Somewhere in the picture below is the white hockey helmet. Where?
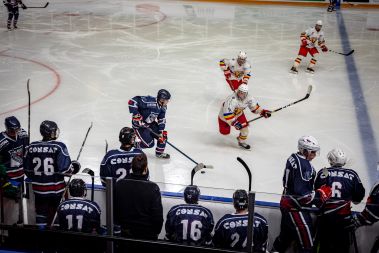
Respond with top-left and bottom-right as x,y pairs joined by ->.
237,51 -> 247,60
327,148 -> 347,167
236,84 -> 248,100
298,135 -> 320,154
316,20 -> 323,26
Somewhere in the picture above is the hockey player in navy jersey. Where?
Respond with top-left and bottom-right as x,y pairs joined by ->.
57,179 -> 101,233
24,120 -> 80,227
165,185 -> 214,246
100,127 -> 144,186
355,181 -> 379,253
0,116 -> 29,182
0,116 -> 29,224
272,136 -> 331,253
314,148 -> 365,253
3,0 -> 27,30
128,89 -> 171,159
213,189 -> 268,252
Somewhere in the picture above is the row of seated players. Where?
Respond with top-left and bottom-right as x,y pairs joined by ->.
0,117 -> 379,252
57,152 -> 379,253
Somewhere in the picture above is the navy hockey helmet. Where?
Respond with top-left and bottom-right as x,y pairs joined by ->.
157,89 -> 171,101
184,185 -> 200,204
69,179 -> 87,198
119,127 -> 135,146
233,189 -> 248,210
5,116 -> 21,131
40,120 -> 59,140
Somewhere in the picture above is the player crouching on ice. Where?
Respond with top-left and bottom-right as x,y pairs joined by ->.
218,84 -> 271,150
128,89 -> 171,159
219,51 -> 252,91
290,20 -> 328,74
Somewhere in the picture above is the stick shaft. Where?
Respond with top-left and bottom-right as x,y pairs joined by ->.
247,85 -> 312,124
27,79 -> 31,145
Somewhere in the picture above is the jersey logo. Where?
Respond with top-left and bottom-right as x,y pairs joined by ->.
8,145 -> 23,167
233,71 -> 243,78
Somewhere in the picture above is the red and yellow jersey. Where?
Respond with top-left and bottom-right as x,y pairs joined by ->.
219,58 -> 251,83
301,27 -> 325,48
219,92 -> 261,124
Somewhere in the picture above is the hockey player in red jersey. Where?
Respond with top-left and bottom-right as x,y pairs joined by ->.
219,51 -> 252,91
218,84 -> 271,150
290,20 -> 328,74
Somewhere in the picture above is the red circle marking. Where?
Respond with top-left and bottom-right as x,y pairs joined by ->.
0,52 -> 61,116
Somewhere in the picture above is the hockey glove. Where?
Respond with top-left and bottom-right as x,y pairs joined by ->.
321,45 -> 328,52
301,38 -> 308,47
158,130 -> 168,143
314,184 -> 332,208
224,70 -> 231,79
70,160 -> 81,174
2,180 -> 20,201
132,114 -> 145,128
232,120 -> 243,130
21,3 -> 27,9
260,109 -> 272,118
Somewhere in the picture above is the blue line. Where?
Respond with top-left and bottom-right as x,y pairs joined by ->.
336,12 -> 379,185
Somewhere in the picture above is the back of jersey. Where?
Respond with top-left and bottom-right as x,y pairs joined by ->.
213,213 -> 268,252
100,148 -> 144,185
57,198 -> 101,233
315,167 -> 365,215
165,204 -> 214,246
24,140 -> 71,196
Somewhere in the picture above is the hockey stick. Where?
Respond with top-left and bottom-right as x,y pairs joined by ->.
247,85 -> 313,124
27,79 -> 31,145
26,2 -> 49,8
237,157 -> 252,191
190,163 -> 214,186
144,127 -> 213,169
50,122 -> 93,227
82,168 -> 95,202
76,122 -> 93,161
105,139 -> 108,154
329,49 -> 354,56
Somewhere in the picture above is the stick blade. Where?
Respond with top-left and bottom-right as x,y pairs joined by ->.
346,49 -> 354,56
82,168 -> 94,176
45,2 -> 49,8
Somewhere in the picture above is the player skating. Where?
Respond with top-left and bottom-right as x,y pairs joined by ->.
219,51 -> 252,91
218,84 -> 271,150
128,89 -> 171,159
290,20 -> 328,74
3,0 -> 27,30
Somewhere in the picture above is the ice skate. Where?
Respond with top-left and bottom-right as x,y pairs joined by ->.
290,66 -> 298,74
13,24 -> 17,29
7,25 -> 11,31
306,67 -> 315,74
156,152 -> 170,159
237,137 -> 251,150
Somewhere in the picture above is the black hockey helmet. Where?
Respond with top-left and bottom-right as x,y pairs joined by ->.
5,116 -> 21,131
40,120 -> 59,140
184,185 -> 200,204
157,89 -> 171,101
69,179 -> 87,198
119,127 -> 135,146
233,189 -> 248,210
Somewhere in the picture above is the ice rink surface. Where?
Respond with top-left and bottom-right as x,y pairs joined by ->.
1,0 -> 378,202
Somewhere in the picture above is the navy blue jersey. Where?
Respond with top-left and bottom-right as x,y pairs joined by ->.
165,204 -> 214,246
100,147 -> 144,185
0,129 -> 28,181
57,198 -> 101,233
128,95 -> 167,132
280,153 -> 316,211
24,140 -> 72,196
314,167 -> 365,216
213,212 -> 268,252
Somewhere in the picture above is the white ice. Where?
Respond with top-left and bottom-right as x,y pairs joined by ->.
1,0 -> 379,205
